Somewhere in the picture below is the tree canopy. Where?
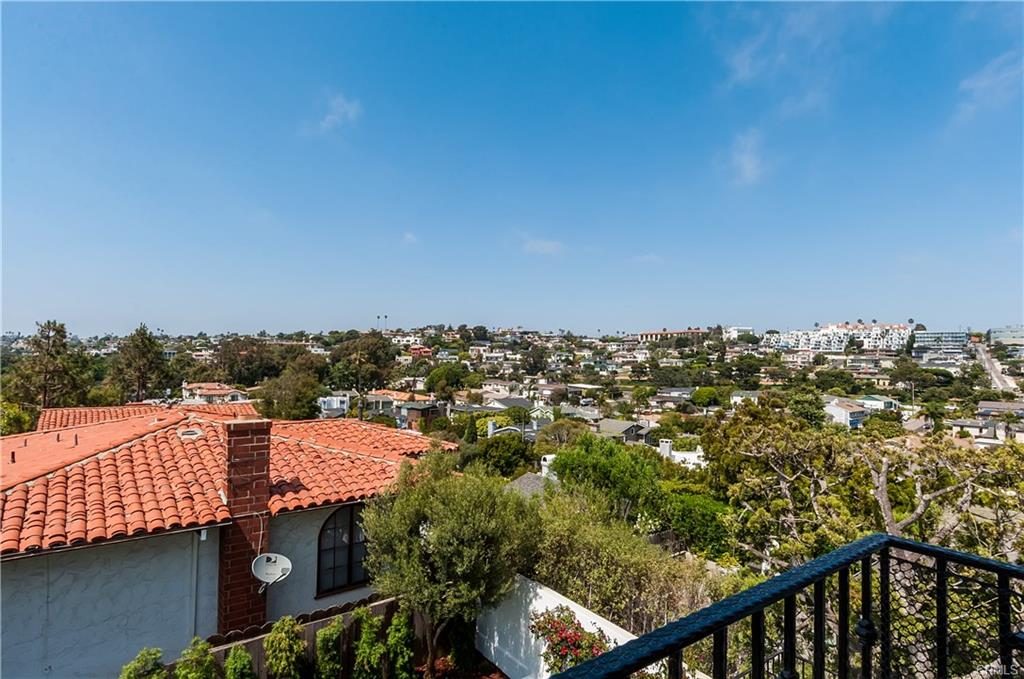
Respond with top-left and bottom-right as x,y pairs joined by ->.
362,454 -> 537,677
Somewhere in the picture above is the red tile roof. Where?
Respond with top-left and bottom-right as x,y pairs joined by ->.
1,409 -> 453,557
1,416 -> 228,554
36,403 -> 260,431
268,437 -> 399,514
36,405 -> 166,431
3,412 -> 188,490
272,418 -> 457,460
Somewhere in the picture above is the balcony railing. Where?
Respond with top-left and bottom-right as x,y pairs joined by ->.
552,533 -> 1024,679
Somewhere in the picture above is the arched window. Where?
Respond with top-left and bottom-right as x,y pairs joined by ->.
316,504 -> 367,596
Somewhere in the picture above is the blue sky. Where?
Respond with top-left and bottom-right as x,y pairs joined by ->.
3,2 -> 1022,336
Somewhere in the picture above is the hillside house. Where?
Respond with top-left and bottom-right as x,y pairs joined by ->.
1,406 -> 456,678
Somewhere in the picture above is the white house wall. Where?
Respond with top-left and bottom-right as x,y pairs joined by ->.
267,507 -> 374,620
1,528 -> 220,679
475,575 -> 637,679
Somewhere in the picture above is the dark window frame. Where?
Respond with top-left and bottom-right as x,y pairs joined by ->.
315,503 -> 368,598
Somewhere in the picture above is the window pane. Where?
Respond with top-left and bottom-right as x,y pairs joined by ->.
318,567 -> 334,593
351,542 -> 367,583
319,525 -> 336,550
318,549 -> 334,574
333,550 -> 350,587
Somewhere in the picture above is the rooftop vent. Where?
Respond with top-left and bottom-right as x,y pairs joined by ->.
178,428 -> 203,441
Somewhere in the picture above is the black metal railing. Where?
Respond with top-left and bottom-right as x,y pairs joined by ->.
552,533 -> 1024,679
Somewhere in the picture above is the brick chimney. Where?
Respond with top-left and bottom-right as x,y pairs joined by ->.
218,418 -> 272,633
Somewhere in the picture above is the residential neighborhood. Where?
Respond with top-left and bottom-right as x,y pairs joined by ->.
3,2 -> 1022,678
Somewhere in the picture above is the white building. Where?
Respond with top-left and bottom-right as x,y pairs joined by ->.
725,326 -> 755,341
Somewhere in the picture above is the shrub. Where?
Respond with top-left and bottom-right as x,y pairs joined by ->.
174,638 -> 217,679
314,617 -> 343,679
386,610 -> 415,679
120,648 -> 168,679
530,605 -> 609,673
352,607 -> 386,679
264,616 -> 307,679
663,492 -> 730,557
223,646 -> 256,679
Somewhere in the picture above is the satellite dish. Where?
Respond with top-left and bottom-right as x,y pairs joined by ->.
252,553 -> 292,589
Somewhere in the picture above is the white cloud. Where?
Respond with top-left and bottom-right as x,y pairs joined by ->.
401,231 -> 418,245
953,50 -> 1022,125
523,238 -> 563,256
727,31 -> 770,85
717,5 -> 893,118
317,92 -> 362,134
731,129 -> 764,186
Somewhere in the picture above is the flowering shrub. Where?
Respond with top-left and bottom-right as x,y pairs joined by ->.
530,605 -> 610,673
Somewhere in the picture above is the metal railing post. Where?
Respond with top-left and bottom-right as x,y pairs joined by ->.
856,557 -> 877,679
879,547 -> 891,679
936,556 -> 948,679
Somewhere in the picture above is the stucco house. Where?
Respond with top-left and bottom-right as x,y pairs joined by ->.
181,381 -> 249,403
824,398 -> 868,429
596,418 -> 651,443
1,405 -> 455,678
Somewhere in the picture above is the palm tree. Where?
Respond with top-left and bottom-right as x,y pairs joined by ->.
923,401 -> 946,433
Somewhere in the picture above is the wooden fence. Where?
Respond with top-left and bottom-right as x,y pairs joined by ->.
207,596 -> 411,679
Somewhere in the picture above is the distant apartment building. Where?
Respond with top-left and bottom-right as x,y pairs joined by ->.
761,323 -> 909,353
724,326 -> 755,341
913,330 -> 969,350
990,325 -> 1024,346
635,328 -> 704,343
409,345 -> 433,359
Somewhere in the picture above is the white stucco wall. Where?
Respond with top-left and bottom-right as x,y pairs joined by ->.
1,528 -> 220,679
267,507 -> 374,620
475,575 -> 636,679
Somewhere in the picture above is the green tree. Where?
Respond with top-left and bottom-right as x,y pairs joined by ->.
503,405 -> 532,425
111,324 -> 168,402
217,338 -> 282,386
861,411 -> 905,439
534,419 -> 589,454
256,368 -> 326,420
173,638 -> 217,679
9,320 -> 90,407
691,386 -> 719,409
263,616 -> 306,679
0,401 -> 34,435
522,345 -> 548,375
471,433 -> 535,477
120,648 -> 167,679
362,454 -> 538,677
223,646 -> 256,679
923,401 -> 946,432
536,489 -> 724,635
550,434 -> 662,521
424,363 -> 468,401
314,617 -> 343,679
699,404 -> 1024,569
788,390 -> 825,428
329,332 -> 398,391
